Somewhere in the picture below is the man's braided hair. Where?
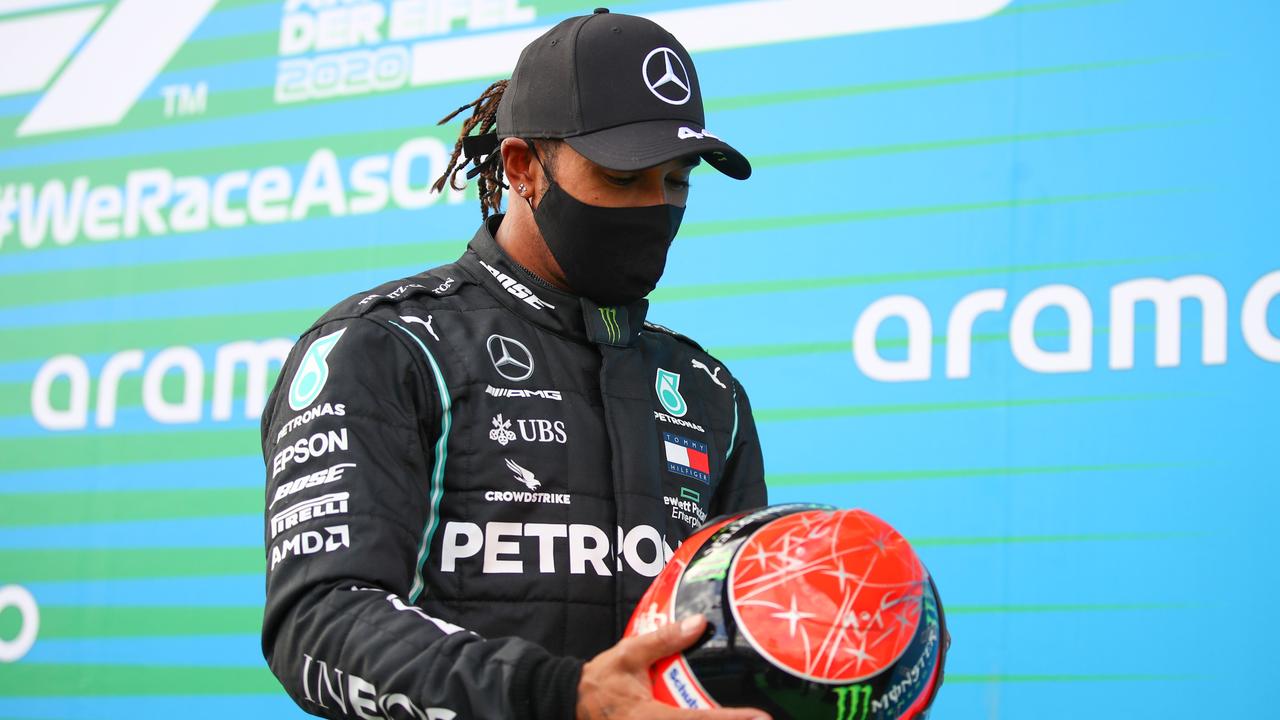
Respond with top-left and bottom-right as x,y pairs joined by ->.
431,79 -> 559,220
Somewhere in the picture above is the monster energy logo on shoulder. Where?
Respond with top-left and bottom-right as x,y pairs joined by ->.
833,684 -> 872,720
599,307 -> 621,344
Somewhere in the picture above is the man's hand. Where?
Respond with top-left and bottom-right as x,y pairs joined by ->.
576,614 -> 771,720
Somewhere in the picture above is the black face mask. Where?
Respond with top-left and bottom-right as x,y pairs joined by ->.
523,145 -> 685,306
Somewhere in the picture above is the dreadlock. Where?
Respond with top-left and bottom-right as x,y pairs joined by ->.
432,79 -> 560,220
432,79 -> 507,219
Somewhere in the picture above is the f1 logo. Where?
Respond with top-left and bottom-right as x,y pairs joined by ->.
0,0 -> 216,138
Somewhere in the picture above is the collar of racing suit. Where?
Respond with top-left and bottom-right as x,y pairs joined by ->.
459,213 -> 651,348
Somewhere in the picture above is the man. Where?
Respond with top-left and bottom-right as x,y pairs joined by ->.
261,9 -> 768,719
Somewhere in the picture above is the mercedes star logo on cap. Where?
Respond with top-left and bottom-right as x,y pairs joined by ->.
643,47 -> 691,105
496,12 -> 751,180
486,334 -> 534,381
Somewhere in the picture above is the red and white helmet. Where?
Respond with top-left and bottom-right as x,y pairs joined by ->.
625,504 -> 950,719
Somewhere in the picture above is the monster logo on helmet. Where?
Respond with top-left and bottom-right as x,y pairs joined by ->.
625,504 -> 951,719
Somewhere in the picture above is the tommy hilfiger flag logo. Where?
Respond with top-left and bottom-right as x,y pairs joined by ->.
663,432 -> 710,483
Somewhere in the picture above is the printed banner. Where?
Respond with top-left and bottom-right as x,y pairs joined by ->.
0,0 -> 1275,717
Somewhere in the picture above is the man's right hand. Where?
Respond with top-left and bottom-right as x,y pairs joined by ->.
575,614 -> 771,720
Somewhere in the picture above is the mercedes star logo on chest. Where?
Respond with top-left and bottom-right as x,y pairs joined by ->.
486,334 -> 534,381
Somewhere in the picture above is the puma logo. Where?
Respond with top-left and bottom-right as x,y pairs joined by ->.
400,315 -> 439,342
690,358 -> 726,389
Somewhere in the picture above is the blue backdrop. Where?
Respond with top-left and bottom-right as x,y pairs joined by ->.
0,0 -> 1276,717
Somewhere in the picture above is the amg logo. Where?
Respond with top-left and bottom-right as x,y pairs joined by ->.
477,259 -> 556,310
271,462 -> 355,509
485,385 -> 562,401
270,524 -> 350,571
270,492 -> 350,539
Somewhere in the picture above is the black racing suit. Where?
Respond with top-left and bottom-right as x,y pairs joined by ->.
260,213 -> 767,720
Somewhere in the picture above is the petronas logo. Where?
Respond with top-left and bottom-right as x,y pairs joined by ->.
655,368 -> 687,417
599,307 -> 621,344
288,328 -> 346,411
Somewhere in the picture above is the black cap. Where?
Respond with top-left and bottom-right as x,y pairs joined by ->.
496,10 -> 750,180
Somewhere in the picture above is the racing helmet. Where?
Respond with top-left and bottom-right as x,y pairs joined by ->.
625,504 -> 950,719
